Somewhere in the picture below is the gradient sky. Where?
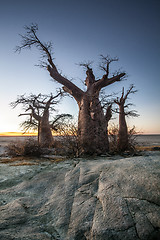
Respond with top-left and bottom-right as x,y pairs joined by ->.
0,0 -> 160,134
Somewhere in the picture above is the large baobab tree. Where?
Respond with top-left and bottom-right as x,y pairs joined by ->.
16,24 -> 126,155
11,91 -> 71,148
114,85 -> 139,152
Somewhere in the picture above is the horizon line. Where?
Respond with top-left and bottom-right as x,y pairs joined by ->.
0,132 -> 38,136
0,132 -> 160,137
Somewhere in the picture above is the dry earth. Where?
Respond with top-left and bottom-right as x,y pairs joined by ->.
0,151 -> 160,239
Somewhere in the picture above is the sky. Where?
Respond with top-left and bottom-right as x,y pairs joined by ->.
0,0 -> 160,134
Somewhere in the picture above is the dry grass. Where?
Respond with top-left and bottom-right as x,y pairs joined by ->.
0,156 -> 39,165
0,155 -> 66,166
10,162 -> 38,166
5,139 -> 44,157
0,157 -> 26,164
135,145 -> 160,151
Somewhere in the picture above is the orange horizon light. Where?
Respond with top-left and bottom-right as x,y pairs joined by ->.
0,132 -> 38,137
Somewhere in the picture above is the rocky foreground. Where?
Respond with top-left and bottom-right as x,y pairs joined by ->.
0,152 -> 160,240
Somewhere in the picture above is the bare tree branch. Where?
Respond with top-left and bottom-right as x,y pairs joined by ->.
50,114 -> 72,130
114,85 -> 139,117
95,72 -> 126,91
93,55 -> 126,91
16,24 -> 84,102
99,55 -> 119,77
10,91 -> 62,119
76,61 -> 96,89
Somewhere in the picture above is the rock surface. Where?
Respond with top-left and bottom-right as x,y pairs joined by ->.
0,152 -> 160,240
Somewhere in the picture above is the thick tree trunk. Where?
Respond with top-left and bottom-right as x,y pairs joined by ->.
39,111 -> 53,148
117,105 -> 128,152
78,94 -> 109,155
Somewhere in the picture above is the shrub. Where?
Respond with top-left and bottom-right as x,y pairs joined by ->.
6,138 -> 43,157
108,124 -> 138,155
55,120 -> 79,157
108,124 -> 119,153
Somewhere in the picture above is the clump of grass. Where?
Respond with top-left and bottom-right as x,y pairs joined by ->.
108,124 -> 119,154
52,136 -> 79,157
136,145 -> 160,151
6,139 -> 44,157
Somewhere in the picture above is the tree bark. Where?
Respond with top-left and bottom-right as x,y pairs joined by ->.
39,110 -> 53,148
77,82 -> 111,155
78,97 -> 108,155
117,105 -> 128,152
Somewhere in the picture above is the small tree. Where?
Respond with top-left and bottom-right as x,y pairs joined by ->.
114,85 -> 139,152
11,91 -> 72,148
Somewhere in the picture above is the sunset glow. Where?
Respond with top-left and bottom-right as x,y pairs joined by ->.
0,132 -> 38,137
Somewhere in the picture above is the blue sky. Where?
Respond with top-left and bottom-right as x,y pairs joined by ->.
0,0 -> 160,133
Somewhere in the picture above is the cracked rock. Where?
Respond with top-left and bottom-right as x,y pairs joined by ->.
0,153 -> 160,239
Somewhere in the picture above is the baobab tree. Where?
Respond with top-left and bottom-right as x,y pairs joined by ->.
11,91 -> 72,148
16,24 -> 126,155
114,84 -> 139,152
